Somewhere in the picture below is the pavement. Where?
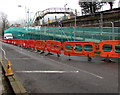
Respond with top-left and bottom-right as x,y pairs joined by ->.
0,39 -> 3,95
1,42 -> 119,94
0,71 -> 2,95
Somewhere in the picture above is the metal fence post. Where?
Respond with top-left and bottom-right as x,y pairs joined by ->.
111,22 -> 115,40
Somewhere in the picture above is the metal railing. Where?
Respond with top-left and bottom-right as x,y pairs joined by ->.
32,7 -> 76,25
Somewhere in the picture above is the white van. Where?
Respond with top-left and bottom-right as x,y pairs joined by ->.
4,33 -> 13,39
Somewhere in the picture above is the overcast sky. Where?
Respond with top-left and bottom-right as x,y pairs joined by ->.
0,0 -> 119,24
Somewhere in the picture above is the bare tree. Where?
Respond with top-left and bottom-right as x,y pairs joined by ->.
78,0 -> 115,15
79,0 -> 105,15
0,12 -> 9,38
108,2 -> 114,10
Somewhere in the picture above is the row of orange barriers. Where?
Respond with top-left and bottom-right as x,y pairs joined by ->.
1,39 -> 120,61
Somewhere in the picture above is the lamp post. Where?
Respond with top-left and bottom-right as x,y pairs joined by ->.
18,5 -> 28,27
27,9 -> 30,27
64,3 -> 68,19
29,12 -> 33,27
74,9 -> 77,41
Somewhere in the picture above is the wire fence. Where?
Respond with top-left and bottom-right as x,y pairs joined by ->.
4,20 -> 120,43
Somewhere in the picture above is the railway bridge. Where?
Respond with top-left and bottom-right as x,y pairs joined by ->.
32,7 -> 76,26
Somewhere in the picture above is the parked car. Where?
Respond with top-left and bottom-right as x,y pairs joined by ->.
4,33 -> 13,39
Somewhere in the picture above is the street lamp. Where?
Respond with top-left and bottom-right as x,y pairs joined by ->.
74,9 -> 77,41
64,3 -> 68,19
29,12 -> 33,27
18,5 -> 27,27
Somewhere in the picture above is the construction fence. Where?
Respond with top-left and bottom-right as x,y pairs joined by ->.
4,26 -> 120,43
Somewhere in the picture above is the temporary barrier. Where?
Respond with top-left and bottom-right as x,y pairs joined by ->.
12,39 -> 19,45
22,39 -> 29,48
13,39 -> 20,45
46,40 -> 62,55
16,39 -> 24,46
27,40 -> 36,49
7,39 -> 13,44
95,44 -> 100,52
99,40 -> 120,57
11,39 -> 19,45
35,40 -> 46,51
63,41 -> 96,57
2,38 -> 120,61
2,39 -> 8,43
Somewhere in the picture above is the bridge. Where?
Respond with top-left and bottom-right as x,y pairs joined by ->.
32,8 -> 76,26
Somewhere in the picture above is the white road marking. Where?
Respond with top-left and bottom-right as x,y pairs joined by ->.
9,58 -> 33,60
0,48 -> 8,60
0,48 -> 6,56
78,69 -> 103,79
46,58 -> 103,79
16,70 -> 79,73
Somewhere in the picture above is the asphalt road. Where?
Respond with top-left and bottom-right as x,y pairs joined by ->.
1,42 -> 119,94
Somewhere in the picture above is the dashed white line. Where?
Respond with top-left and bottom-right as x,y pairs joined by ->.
46,58 -> 103,79
16,70 -> 79,73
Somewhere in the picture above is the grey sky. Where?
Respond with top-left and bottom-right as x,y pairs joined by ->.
0,0 -> 119,23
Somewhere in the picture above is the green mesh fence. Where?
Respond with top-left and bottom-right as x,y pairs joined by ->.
4,27 -> 120,43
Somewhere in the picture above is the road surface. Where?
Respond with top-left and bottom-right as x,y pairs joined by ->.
1,42 -> 119,94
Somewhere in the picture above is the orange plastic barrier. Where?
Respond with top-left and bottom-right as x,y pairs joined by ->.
63,41 -> 96,57
15,39 -> 20,45
12,39 -> 19,45
7,39 -> 13,44
35,40 -> 46,51
95,44 -> 100,52
46,40 -> 62,54
22,39 -> 28,48
99,40 -> 120,57
2,39 -> 8,43
17,39 -> 25,46
27,40 -> 36,49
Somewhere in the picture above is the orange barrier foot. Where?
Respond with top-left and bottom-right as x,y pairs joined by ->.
88,56 -> 92,61
45,52 -> 53,56
87,54 -> 92,61
37,50 -> 41,52
101,57 -> 116,63
57,53 -> 60,57
40,51 -> 45,54
68,53 -> 71,61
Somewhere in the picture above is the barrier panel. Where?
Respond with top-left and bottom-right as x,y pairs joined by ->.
27,40 -> 36,49
95,44 -> 100,52
22,39 -> 29,48
35,40 -> 46,51
15,39 -> 20,45
11,39 -> 19,45
2,39 -> 8,43
7,39 -> 13,44
16,39 -> 24,46
46,40 -> 62,55
12,39 -> 19,45
63,41 -> 96,57
99,40 -> 120,57
11,39 -> 14,45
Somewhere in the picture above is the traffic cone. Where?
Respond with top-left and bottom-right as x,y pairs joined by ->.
6,61 -> 14,76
